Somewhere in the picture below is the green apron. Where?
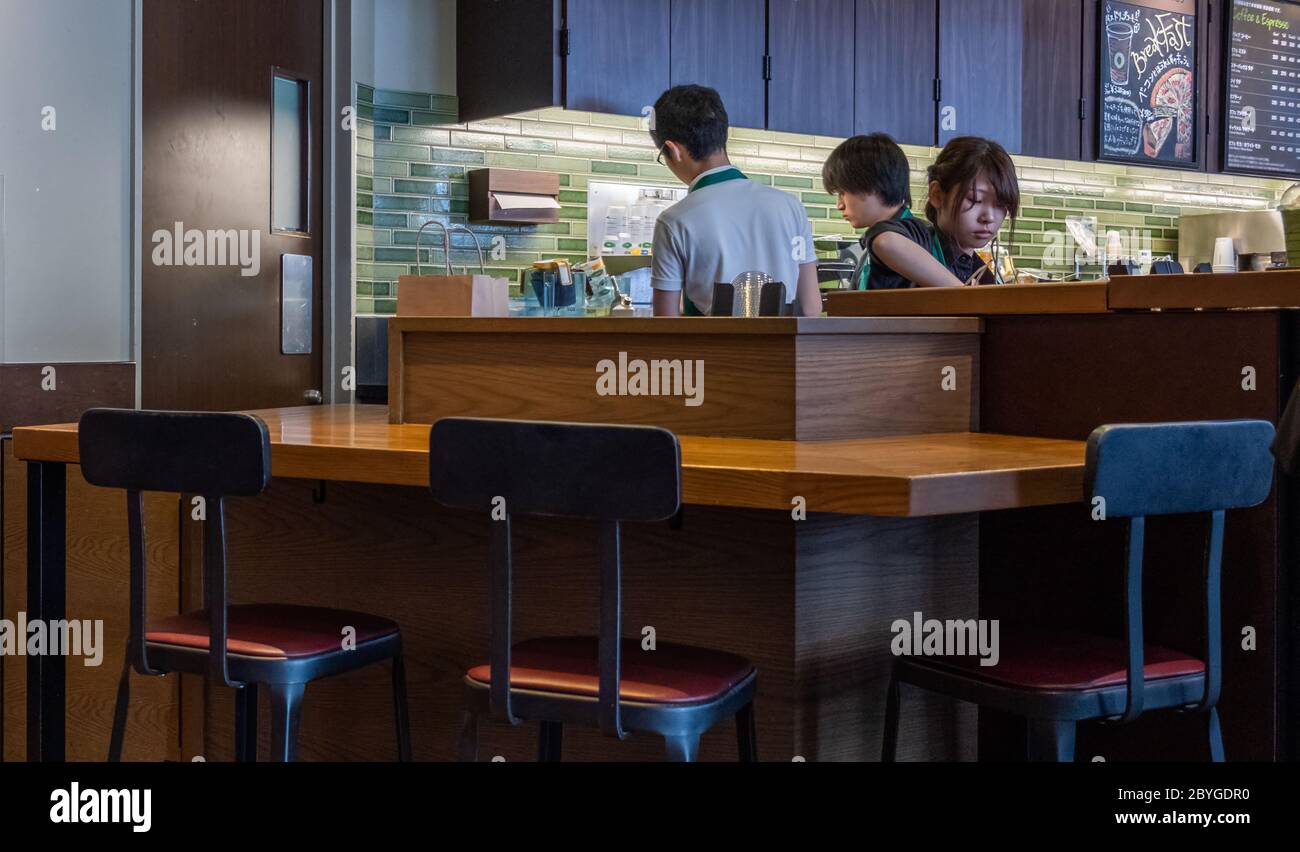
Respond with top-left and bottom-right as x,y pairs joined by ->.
681,167 -> 749,316
857,208 -> 947,291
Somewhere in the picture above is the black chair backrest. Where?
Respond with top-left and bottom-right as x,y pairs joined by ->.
79,409 -> 271,496
1083,420 -> 1275,724
429,418 -> 681,738
430,418 -> 680,521
79,409 -> 272,688
1086,421 -> 1275,517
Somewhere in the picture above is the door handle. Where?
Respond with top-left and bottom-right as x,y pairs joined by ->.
303,389 -> 323,404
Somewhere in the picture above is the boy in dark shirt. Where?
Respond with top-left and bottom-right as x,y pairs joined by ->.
822,134 -> 964,290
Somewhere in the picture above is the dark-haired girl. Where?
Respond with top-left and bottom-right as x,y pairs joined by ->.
923,136 -> 1021,285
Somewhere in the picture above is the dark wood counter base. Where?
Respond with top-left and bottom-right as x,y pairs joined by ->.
978,310 -> 1297,761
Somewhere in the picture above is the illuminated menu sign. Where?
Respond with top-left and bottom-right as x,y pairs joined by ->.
1224,0 -> 1300,177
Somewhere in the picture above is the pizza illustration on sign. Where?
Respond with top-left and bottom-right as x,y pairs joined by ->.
1151,67 -> 1194,160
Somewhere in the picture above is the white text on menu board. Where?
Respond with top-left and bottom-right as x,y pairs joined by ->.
1131,13 -> 1193,76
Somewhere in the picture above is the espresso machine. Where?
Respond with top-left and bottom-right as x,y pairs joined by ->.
1178,210 -> 1292,272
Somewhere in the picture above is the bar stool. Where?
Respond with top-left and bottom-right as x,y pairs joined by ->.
79,409 -> 412,762
428,417 -> 758,762
883,420 -> 1276,762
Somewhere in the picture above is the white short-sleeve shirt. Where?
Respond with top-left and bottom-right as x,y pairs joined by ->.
651,167 -> 816,315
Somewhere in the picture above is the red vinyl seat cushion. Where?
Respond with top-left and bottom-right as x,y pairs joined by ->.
467,636 -> 755,704
904,629 -> 1205,690
146,604 -> 399,659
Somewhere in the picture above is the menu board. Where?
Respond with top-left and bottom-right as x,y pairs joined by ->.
1223,0 -> 1300,177
1099,0 -> 1199,168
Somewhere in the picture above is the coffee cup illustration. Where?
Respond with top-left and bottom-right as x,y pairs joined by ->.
1108,21 -> 1136,85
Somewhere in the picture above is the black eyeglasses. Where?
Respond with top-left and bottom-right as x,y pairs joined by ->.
656,145 -> 666,166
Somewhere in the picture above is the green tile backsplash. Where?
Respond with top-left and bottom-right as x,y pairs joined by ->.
354,85 -> 1293,315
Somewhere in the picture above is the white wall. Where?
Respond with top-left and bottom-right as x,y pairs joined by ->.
0,0 -> 134,363
355,0 -> 456,94
352,0 -> 377,92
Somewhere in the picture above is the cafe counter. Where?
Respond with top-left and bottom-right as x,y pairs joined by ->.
7,317 -> 1089,763
828,272 -> 1300,761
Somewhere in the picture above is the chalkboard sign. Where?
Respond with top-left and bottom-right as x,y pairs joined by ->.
1099,0 -> 1199,168
1223,0 -> 1300,177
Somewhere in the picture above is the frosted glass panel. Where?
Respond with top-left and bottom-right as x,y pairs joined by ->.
281,253 -> 312,355
272,75 -> 307,233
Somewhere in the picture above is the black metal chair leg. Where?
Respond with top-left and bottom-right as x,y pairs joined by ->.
235,684 -> 258,762
538,720 -> 563,762
881,674 -> 901,762
736,701 -> 758,762
1027,718 -> 1076,762
267,681 -> 306,762
108,658 -> 131,762
1207,707 -> 1225,762
663,733 -> 701,762
391,654 -> 412,762
457,709 -> 479,762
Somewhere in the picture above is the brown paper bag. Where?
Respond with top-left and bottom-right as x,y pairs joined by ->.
396,273 -> 509,317
396,223 -> 510,317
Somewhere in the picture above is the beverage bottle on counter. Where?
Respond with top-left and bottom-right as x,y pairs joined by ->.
603,206 -> 627,255
626,203 -> 647,255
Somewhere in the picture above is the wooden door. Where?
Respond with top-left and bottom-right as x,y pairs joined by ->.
566,0 -> 671,116
938,0 -> 1024,151
457,0 -> 562,123
1021,0 -> 1085,160
670,0 -> 768,130
142,0 -> 324,410
768,0 -> 856,137
855,0 -> 938,146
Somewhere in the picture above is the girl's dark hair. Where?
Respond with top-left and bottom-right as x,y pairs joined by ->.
822,133 -> 912,208
925,136 -> 1020,229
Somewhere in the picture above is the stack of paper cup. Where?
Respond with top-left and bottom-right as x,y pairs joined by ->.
1212,237 -> 1238,274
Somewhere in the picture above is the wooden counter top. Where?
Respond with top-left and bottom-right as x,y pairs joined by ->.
12,405 -> 1085,517
1108,270 -> 1300,310
389,316 -> 984,335
826,271 -> 1300,317
826,282 -> 1110,317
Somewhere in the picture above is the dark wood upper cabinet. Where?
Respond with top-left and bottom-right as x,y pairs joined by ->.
938,0 -> 1024,152
566,0 -> 671,116
670,0 -> 767,130
1021,0 -> 1085,160
768,0 -> 856,138
457,0 -> 562,124
855,0 -> 938,146
455,0 -> 1121,170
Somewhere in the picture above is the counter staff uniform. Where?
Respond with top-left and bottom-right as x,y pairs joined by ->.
856,207 -> 993,289
651,165 -> 817,315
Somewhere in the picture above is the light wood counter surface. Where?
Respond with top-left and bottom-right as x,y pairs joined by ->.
13,404 -> 1085,517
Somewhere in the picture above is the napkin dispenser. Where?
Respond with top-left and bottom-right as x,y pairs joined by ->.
469,168 -> 561,225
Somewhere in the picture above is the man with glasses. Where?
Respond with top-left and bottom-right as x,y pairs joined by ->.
648,85 -> 822,317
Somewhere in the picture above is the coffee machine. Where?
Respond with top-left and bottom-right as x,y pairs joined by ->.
1177,210 -> 1291,272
